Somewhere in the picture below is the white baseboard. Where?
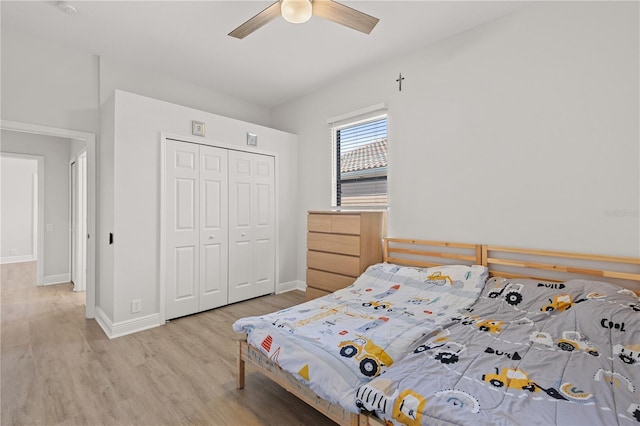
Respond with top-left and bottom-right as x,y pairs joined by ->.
1,255 -> 35,264
277,280 -> 306,294
43,273 -> 71,285
95,307 -> 162,339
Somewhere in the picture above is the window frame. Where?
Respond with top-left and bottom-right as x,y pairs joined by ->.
330,111 -> 388,209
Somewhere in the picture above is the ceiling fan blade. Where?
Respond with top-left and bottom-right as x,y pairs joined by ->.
312,0 -> 379,34
228,1 -> 282,39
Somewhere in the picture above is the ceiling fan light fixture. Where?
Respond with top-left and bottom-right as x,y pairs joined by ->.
57,1 -> 78,15
281,0 -> 312,24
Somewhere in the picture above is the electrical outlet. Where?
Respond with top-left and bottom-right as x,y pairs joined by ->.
10,248 -> 18,255
131,299 -> 142,314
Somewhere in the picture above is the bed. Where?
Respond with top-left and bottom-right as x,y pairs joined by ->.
235,240 -> 639,426
235,239 -> 487,425
357,245 -> 640,425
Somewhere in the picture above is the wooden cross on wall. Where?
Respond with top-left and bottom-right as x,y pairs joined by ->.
396,73 -> 405,91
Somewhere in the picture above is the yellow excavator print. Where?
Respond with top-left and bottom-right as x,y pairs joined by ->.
476,319 -> 504,333
338,336 -> 393,378
426,271 -> 454,286
362,300 -> 394,312
393,389 -> 426,426
482,367 -> 538,392
541,294 -> 573,312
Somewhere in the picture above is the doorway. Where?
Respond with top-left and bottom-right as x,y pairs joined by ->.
0,154 -> 42,275
0,120 -> 96,319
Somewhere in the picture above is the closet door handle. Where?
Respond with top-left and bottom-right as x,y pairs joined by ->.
241,233 -> 246,237
208,235 -> 215,240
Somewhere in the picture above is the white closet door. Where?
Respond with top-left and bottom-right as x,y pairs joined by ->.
198,145 -> 228,311
165,140 -> 200,320
252,154 -> 276,297
228,150 -> 275,303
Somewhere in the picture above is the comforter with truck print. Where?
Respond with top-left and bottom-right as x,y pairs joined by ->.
233,262 -> 488,413
356,277 -> 640,425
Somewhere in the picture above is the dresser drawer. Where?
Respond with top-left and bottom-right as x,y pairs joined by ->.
308,214 -> 332,233
307,232 -> 360,256
305,286 -> 331,301
307,250 -> 360,277
306,269 -> 355,293
330,214 -> 361,235
308,213 -> 361,235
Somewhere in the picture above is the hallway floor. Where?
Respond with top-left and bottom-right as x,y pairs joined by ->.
0,262 -> 336,426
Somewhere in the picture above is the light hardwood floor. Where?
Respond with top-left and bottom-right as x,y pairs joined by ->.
1,262 -> 337,426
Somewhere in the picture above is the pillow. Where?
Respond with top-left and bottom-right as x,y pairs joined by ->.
479,276 -> 639,314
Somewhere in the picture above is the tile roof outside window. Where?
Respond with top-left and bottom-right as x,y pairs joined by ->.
340,138 -> 387,173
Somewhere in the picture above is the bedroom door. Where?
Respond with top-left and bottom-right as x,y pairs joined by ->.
228,150 -> 275,303
165,140 -> 229,320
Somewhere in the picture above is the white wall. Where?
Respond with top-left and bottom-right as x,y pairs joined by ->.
0,155 -> 38,262
98,96 -> 115,319
1,131 -> 73,283
99,58 -> 271,127
0,27 -> 100,134
1,26 -> 272,134
100,90 -> 298,328
270,1 -> 640,281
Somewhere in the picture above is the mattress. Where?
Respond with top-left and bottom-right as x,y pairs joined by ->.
357,277 -> 640,425
233,262 -> 488,412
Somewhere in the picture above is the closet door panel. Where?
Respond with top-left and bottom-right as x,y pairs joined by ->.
165,140 -> 200,320
228,151 -> 254,303
228,151 -> 275,303
175,246 -> 196,299
252,156 -> 275,297
255,238 -> 271,285
199,146 -> 228,311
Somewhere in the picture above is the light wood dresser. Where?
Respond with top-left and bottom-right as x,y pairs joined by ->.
306,211 -> 386,301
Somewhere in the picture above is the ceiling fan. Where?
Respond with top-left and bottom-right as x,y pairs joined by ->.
228,0 -> 379,39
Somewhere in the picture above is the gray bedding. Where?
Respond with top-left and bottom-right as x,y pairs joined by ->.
357,277 -> 640,425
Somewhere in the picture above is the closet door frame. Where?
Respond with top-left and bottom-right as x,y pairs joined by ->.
159,133 -> 279,323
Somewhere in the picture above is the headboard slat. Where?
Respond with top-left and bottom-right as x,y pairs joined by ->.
384,257 -> 445,269
486,257 -> 640,282
486,245 -> 638,264
384,238 -> 482,267
484,245 -> 640,293
389,247 -> 477,263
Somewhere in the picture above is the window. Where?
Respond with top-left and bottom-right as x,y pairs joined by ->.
331,114 -> 388,207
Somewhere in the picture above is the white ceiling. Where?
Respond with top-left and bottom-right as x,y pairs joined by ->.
2,1 -> 529,108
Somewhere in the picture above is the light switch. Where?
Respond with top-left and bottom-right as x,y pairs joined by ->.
46,224 -> 54,232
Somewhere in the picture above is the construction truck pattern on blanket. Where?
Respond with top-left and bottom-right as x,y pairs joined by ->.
356,277 -> 640,425
233,262 -> 488,413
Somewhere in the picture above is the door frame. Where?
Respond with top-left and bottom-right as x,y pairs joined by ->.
70,157 -> 77,286
1,120 -> 97,319
159,132 -> 279,323
69,149 -> 88,292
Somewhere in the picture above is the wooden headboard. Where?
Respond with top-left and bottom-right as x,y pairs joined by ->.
483,245 -> 640,295
383,238 -> 482,268
382,238 -> 640,295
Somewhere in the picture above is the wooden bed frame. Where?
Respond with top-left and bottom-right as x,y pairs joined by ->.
237,238 -> 640,426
